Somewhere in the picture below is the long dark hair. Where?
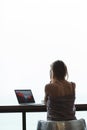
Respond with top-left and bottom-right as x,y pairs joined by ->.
51,60 -> 68,80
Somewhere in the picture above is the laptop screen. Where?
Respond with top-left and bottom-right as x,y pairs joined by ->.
15,89 -> 35,104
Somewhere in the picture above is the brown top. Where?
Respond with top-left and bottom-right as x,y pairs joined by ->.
44,80 -> 76,121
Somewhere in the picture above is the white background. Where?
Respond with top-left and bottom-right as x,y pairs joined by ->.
0,0 -> 87,129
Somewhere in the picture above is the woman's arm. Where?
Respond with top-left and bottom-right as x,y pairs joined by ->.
44,84 -> 49,104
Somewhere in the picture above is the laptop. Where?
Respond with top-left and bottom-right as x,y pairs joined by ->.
15,89 -> 36,105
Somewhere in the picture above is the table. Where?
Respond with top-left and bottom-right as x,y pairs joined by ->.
0,104 -> 87,130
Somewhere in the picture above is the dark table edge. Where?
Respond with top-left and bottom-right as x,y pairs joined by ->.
0,104 -> 87,113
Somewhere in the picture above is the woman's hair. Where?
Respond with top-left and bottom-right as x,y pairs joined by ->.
51,60 -> 68,80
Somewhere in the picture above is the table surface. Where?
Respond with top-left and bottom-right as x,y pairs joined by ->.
0,104 -> 46,113
0,104 -> 87,113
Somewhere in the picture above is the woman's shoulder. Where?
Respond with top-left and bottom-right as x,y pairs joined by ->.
44,82 -> 55,92
63,80 -> 76,94
70,81 -> 76,88
66,81 -> 76,94
65,80 -> 76,87
45,83 -> 53,89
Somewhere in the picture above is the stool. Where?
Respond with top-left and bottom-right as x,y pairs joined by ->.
36,119 -> 86,130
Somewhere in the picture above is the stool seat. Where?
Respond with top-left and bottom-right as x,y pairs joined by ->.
37,119 -> 86,130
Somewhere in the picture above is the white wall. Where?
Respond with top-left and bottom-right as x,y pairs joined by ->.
0,0 -> 87,105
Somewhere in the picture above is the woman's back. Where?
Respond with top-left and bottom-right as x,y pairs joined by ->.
45,80 -> 75,97
45,80 -> 76,121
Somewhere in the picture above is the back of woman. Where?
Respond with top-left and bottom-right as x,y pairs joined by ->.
44,60 -> 76,121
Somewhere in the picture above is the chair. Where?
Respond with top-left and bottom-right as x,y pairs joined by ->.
36,119 -> 86,130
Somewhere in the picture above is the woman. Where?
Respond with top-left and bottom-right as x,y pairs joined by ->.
44,60 -> 76,121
